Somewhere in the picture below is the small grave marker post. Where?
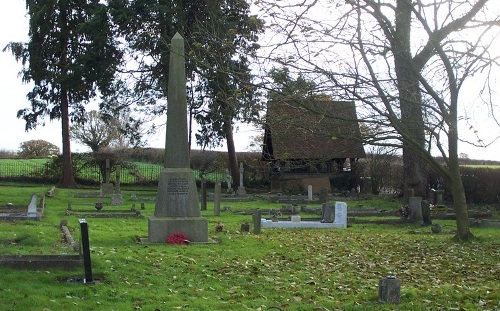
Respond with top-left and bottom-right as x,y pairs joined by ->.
307,185 -> 313,201
253,209 -> 261,235
214,182 -> 221,216
201,175 -> 207,211
378,276 -> 401,304
79,219 -> 94,284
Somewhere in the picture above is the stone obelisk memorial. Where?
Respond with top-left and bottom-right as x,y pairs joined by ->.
148,33 -> 208,243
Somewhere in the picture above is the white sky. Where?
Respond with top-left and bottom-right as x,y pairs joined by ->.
0,2 -> 499,161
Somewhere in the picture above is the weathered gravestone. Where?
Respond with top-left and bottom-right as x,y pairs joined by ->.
322,202 -> 334,223
225,169 -> 232,193
307,185 -> 313,201
27,194 -> 38,218
408,196 -> 423,222
111,165 -> 123,205
378,276 -> 401,304
100,159 -> 114,196
236,162 -> 246,196
148,33 -> 208,243
421,199 -> 432,226
334,202 -> 348,228
434,189 -> 445,207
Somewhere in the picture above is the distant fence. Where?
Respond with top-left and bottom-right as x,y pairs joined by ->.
0,160 -> 263,187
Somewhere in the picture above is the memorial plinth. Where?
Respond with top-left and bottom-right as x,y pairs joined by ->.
148,168 -> 208,242
147,32 -> 208,243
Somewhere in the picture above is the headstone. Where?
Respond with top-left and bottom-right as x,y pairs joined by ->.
111,165 -> 123,205
148,33 -> 208,243
291,215 -> 301,222
321,202 -> 334,223
307,185 -> 313,200
408,196 -> 423,221
435,190 -> 445,207
27,194 -> 38,217
378,276 -> 401,304
333,202 -> 348,228
101,159 -> 114,196
225,169 -> 232,193
201,175 -> 207,211
421,199 -> 432,226
240,222 -> 250,233
319,188 -> 328,203
214,182 -> 221,216
236,162 -> 246,195
253,209 -> 261,235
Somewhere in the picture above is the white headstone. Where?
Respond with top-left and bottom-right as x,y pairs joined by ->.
307,185 -> 313,200
334,202 -> 348,228
27,194 -> 38,217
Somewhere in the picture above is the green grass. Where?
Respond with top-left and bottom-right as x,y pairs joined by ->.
0,183 -> 498,310
461,164 -> 500,169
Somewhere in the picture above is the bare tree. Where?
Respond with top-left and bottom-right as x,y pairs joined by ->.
71,111 -> 120,152
256,0 -> 500,240
71,110 -> 144,151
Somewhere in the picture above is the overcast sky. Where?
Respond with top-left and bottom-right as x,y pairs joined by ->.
1,2 -> 499,160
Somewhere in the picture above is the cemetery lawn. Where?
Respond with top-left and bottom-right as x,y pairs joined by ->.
0,183 -> 498,311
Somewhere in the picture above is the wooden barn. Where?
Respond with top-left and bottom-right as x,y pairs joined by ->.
262,99 -> 366,193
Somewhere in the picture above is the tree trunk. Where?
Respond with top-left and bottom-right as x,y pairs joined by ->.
447,70 -> 474,240
60,88 -> 76,188
448,162 -> 473,240
224,118 -> 239,190
394,0 -> 428,199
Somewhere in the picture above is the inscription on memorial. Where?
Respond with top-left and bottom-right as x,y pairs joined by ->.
167,178 -> 189,195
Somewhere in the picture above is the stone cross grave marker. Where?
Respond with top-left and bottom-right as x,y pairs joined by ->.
101,159 -> 114,196
111,165 -> 123,205
236,162 -> 246,195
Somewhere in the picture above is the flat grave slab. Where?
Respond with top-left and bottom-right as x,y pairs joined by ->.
261,219 -> 347,229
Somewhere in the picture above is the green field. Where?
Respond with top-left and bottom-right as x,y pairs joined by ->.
0,159 -> 227,184
0,183 -> 498,310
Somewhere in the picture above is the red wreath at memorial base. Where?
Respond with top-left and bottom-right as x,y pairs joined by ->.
166,232 -> 190,245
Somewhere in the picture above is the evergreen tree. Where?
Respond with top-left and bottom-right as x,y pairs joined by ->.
5,0 -> 121,187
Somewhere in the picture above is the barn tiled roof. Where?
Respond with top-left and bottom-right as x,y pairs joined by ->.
262,99 -> 365,160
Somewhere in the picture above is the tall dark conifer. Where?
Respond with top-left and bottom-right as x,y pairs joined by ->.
5,0 -> 121,187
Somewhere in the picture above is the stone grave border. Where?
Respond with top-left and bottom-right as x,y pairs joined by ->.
0,194 -> 46,221
0,219 -> 82,270
65,202 -> 143,218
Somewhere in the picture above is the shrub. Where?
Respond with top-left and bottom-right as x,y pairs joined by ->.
18,140 -> 60,158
